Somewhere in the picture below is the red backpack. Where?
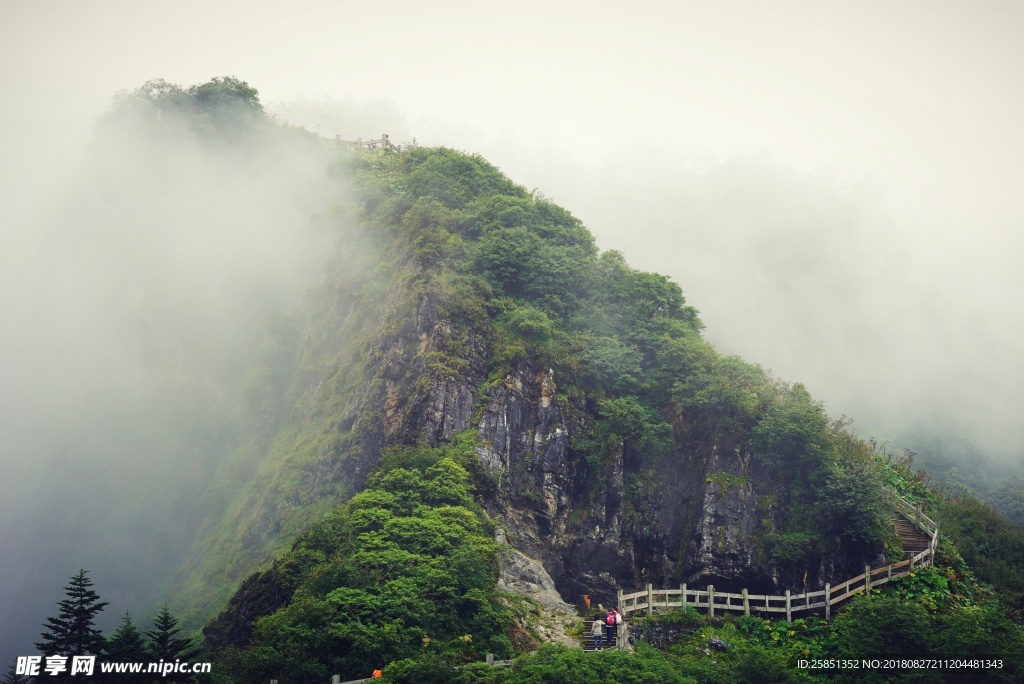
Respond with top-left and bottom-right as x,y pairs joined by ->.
606,613 -> 615,625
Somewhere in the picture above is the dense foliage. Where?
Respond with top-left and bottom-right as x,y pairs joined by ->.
936,495 -> 1024,614
339,144 -> 895,572
105,76 -> 269,142
82,79 -> 1017,680
15,78 -> 1024,683
208,439 -> 514,681
880,453 -> 1024,615
185,136 -> 952,679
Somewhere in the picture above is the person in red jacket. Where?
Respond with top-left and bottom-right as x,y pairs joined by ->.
605,609 -> 617,647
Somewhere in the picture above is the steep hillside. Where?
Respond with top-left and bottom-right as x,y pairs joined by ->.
11,77 -> 1022,683
177,140 -> 902,642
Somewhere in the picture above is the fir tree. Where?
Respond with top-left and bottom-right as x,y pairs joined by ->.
107,610 -> 148,659
106,610 -> 148,683
2,664 -> 31,684
145,605 -> 199,662
36,569 -> 108,657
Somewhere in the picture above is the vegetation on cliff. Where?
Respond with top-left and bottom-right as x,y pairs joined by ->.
78,78 -> 1020,683
185,130 -> 911,676
206,438 -> 513,681
332,143 -> 894,572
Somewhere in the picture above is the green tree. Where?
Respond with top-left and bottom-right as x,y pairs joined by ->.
829,595 -> 934,683
405,147 -> 527,209
2,664 -> 30,684
146,606 -> 200,663
751,383 -> 828,470
474,226 -> 592,313
211,449 -> 513,682
187,76 -> 262,112
106,610 -> 149,680
36,570 -> 109,659
106,76 -> 267,142
582,336 -> 643,393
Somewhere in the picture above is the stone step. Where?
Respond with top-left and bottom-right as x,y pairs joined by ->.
893,520 -> 926,529
893,518 -> 931,554
584,620 -> 617,651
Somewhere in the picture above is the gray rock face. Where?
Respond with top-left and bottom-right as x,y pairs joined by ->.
686,443 -> 778,585
305,289 -> 873,607
476,364 -> 573,527
497,545 -> 574,613
201,282 -> 880,650
471,358 -> 871,606
414,376 -> 478,446
475,362 -> 669,606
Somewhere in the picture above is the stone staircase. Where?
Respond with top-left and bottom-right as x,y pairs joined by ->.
583,619 -> 616,651
894,516 -> 932,557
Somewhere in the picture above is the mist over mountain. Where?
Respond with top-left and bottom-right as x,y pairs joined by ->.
0,78 -> 341,666
3,2 -> 1024,676
268,95 -> 1024,486
1,71 -> 1023,680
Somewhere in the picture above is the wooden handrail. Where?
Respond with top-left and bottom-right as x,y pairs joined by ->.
619,489 -> 940,623
327,133 -> 417,154
885,488 -> 940,542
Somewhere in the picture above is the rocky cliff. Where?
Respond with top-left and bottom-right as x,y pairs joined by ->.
189,145 -> 890,645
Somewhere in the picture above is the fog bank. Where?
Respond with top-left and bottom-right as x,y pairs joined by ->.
0,89 -> 339,664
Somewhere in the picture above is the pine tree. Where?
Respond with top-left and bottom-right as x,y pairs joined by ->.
106,611 -> 148,683
36,569 -> 109,657
145,605 -> 199,662
2,664 -> 31,684
107,610 -> 148,659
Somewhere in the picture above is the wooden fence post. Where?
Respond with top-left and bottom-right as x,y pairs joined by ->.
616,572 -> 962,624
916,502 -> 922,527
910,553 -> 916,570
486,653 -> 494,666
332,676 -> 341,684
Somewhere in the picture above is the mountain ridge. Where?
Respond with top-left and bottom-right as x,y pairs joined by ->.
177,141 -> 897,637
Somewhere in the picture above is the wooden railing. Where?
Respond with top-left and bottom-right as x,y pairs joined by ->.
887,488 -> 940,549
619,490 -> 939,624
328,133 -> 416,154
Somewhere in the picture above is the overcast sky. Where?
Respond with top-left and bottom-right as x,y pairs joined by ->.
2,0 -> 1023,662
5,1 -> 1022,428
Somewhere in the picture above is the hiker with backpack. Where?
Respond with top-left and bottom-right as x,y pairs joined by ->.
605,609 -> 617,647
